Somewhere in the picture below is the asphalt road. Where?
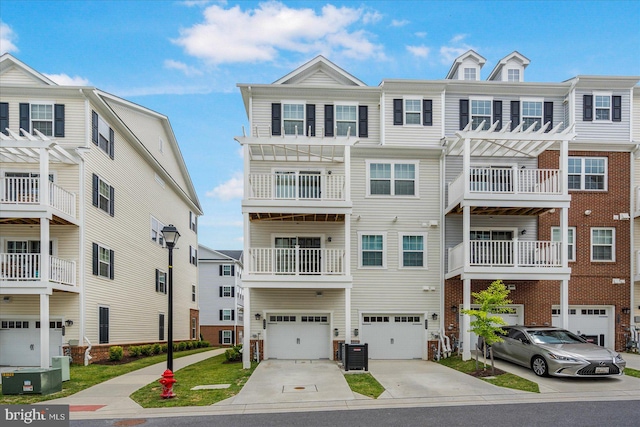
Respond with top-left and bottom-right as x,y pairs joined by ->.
71,400 -> 640,427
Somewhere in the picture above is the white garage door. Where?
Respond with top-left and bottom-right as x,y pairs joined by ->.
468,305 -> 524,351
267,314 -> 330,360
0,320 -> 63,366
552,306 -> 612,348
361,314 -> 424,359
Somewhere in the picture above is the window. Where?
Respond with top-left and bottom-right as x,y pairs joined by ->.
222,330 -> 232,345
92,111 -> 114,158
404,99 -> 422,125
222,265 -> 233,276
551,227 -> 576,262
283,103 -> 304,135
222,285 -> 233,297
471,99 -> 491,130
360,233 -> 385,268
521,100 -> 543,130
92,174 -> 114,216
463,68 -> 476,80
568,157 -> 607,190
151,217 -> 165,246
192,284 -> 196,302
189,246 -> 197,266
507,69 -> 520,82
155,269 -> 167,294
221,309 -> 233,321
189,211 -> 197,233
159,313 -> 165,340
591,228 -> 615,262
92,243 -> 114,279
594,94 -> 611,121
368,161 -> 417,196
191,318 -> 197,339
30,104 -> 53,136
400,234 -> 426,268
335,105 -> 356,136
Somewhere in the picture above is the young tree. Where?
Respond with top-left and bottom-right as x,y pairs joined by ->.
461,279 -> 514,370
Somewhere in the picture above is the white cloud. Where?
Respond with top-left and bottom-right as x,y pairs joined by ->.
173,2 -> 384,64
44,73 -> 90,86
205,172 -> 243,200
414,31 -> 427,38
406,45 -> 430,58
439,46 -> 472,64
0,21 -> 18,54
450,34 -> 467,43
164,59 -> 203,76
362,10 -> 383,25
391,19 -> 409,27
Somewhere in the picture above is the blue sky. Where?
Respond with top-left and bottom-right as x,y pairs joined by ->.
2,0 -> 639,250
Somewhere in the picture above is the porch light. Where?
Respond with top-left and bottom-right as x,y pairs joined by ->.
354,328 -> 359,337
65,320 -> 73,327
161,224 -> 180,247
334,328 -> 339,337
255,313 -> 261,320
451,305 -> 458,313
431,313 -> 438,321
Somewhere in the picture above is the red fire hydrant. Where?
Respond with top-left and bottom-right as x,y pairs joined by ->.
159,369 -> 176,398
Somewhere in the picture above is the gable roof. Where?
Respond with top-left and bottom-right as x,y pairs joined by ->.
198,245 -> 243,262
487,51 -> 531,81
272,55 -> 367,86
0,53 -> 58,86
445,49 -> 487,80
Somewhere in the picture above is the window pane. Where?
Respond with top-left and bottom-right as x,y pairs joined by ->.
283,104 -> 304,119
592,246 -> 612,261
362,252 -> 382,266
335,105 -> 356,120
394,164 -> 415,179
584,175 -> 604,190
403,252 -> 423,267
370,180 -> 391,195
584,159 -> 604,174
568,158 -> 582,174
336,121 -> 356,136
403,235 -> 423,251
362,235 -> 383,250
370,164 -> 391,179
405,113 -> 420,125
395,180 -> 415,195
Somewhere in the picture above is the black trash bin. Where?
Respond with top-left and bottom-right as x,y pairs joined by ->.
344,343 -> 368,371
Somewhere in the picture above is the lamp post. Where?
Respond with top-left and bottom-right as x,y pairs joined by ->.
159,224 -> 180,398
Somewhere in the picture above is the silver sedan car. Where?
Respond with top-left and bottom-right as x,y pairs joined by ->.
489,326 -> 626,377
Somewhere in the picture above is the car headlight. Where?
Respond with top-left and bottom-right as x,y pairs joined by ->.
547,352 -> 582,362
614,354 -> 625,363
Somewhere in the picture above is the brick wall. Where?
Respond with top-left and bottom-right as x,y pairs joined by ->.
66,339 -> 198,364
200,325 -> 244,347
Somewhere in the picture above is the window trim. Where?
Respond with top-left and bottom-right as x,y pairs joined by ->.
358,231 -> 387,269
281,100 -> 306,136
403,97 -> 422,126
222,309 -> 233,321
95,243 -> 113,279
469,97 -> 493,130
365,160 -> 419,197
593,92 -> 612,122
507,69 -> 520,82
29,102 -> 54,136
151,216 -> 165,246
520,97 -> 544,131
568,157 -> 608,191
551,226 -> 576,262
590,227 -> 615,262
189,245 -> 197,266
398,232 -> 428,269
463,67 -> 477,81
222,285 -> 233,298
222,330 -> 233,345
335,103 -> 358,137
156,269 -> 167,294
192,284 -> 196,303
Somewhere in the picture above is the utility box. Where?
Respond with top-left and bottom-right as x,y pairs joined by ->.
344,343 -> 368,371
1,368 -> 62,395
336,341 -> 345,362
52,356 -> 71,381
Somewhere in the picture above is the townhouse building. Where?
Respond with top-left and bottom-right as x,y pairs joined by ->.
634,86 -> 640,333
236,52 -> 638,367
0,54 -> 202,367
197,246 -> 244,346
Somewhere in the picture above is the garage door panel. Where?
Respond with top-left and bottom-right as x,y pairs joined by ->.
0,320 -> 63,366
361,314 -> 423,360
552,306 -> 611,348
267,314 -> 330,360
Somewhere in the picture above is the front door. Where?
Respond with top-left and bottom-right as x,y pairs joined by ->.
470,230 -> 514,265
274,237 -> 321,274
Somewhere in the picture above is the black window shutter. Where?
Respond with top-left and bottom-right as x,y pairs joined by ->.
219,265 -> 223,276
422,100 -> 433,126
583,95 -> 593,121
219,310 -> 223,321
92,174 -> 99,207
54,104 -> 65,137
156,269 -> 160,292
459,99 -> 469,130
164,273 -> 167,294
219,330 -> 223,344
92,111 -> 98,145
306,104 -> 316,136
324,105 -> 334,137
195,249 -> 198,266
612,96 -> 622,122
231,287 -> 235,297
109,250 -> 114,280
510,101 -> 520,130
393,99 -> 403,125
108,128 -> 115,159
19,103 -> 29,135
231,265 -> 235,276
92,243 -> 98,275
231,332 -> 235,345
544,102 -> 554,131
359,105 -> 368,137
219,286 -> 223,298
271,103 -> 281,136
231,310 -> 235,321
0,102 -> 8,135
493,100 -> 502,130
109,185 -> 114,217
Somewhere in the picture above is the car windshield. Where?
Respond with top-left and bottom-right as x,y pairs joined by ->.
528,330 -> 585,345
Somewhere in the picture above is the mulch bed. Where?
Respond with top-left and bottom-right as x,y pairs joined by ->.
468,366 -> 506,377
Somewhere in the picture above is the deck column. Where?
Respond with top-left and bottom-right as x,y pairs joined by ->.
242,288 -> 251,369
40,293 -> 50,368
462,278 -> 471,361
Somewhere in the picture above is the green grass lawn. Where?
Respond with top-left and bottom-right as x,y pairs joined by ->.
343,373 -> 385,399
625,367 -> 640,378
0,347 -> 216,405
131,353 -> 256,407
438,356 -> 540,393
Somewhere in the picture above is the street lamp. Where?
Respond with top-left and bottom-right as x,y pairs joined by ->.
159,224 -> 180,399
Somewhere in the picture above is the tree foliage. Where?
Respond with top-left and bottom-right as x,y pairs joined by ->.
461,279 -> 514,347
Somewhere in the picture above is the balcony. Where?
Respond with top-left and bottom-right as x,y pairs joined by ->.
447,240 -> 570,280
248,172 -> 345,201
0,253 -> 77,288
1,177 -> 77,220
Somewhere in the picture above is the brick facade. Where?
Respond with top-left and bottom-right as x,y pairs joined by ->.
200,325 -> 244,347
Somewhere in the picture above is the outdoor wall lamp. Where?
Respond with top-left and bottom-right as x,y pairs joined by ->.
621,308 -> 631,314
354,328 -> 359,337
64,319 -> 73,327
431,313 -> 438,321
451,305 -> 458,313
334,328 -> 339,337
254,313 -> 261,320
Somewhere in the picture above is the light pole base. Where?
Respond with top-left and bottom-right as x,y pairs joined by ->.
159,369 -> 177,398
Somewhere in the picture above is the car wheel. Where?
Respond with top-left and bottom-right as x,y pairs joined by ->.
531,356 -> 549,377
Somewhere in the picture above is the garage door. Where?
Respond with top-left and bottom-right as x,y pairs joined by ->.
468,305 -> 524,351
267,314 -> 330,360
0,320 -> 63,366
552,306 -> 612,348
361,314 -> 424,359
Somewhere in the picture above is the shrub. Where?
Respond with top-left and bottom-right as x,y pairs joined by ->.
178,341 -> 187,351
160,344 -> 168,353
109,346 -> 124,362
128,346 -> 141,357
186,341 -> 194,350
152,343 -> 161,355
200,340 -> 210,348
140,345 -> 153,356
224,345 -> 242,362
173,343 -> 179,352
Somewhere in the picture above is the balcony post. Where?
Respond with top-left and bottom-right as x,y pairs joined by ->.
513,237 -> 519,267
242,288 -> 251,369
512,165 -> 518,194
39,147 -> 49,206
295,245 -> 300,275
463,205 -> 470,269
344,145 -> 351,201
39,293 -> 50,369
462,138 -> 470,197
344,288 -> 351,344
462,278 -> 471,361
40,217 -> 50,283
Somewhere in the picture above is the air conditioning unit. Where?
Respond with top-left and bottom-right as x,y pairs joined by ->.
619,213 -> 630,220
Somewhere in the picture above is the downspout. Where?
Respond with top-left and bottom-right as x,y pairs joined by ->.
631,144 -> 639,330
79,95 -> 89,355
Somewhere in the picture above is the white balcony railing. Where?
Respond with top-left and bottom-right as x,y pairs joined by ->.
448,240 -> 562,271
636,186 -> 640,212
1,177 -> 76,218
248,247 -> 345,275
448,167 -> 561,203
0,253 -> 76,286
249,173 -> 345,201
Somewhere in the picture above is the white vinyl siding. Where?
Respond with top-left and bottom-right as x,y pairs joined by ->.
383,90 -> 442,146
574,90 -> 630,141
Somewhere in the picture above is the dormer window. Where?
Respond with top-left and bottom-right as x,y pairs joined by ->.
507,69 -> 520,82
463,68 -> 477,80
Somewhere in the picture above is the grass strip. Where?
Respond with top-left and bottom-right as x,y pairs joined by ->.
344,372 -> 385,399
624,367 -> 640,378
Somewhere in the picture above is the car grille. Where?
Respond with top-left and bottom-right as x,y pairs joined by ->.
577,361 -> 620,376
